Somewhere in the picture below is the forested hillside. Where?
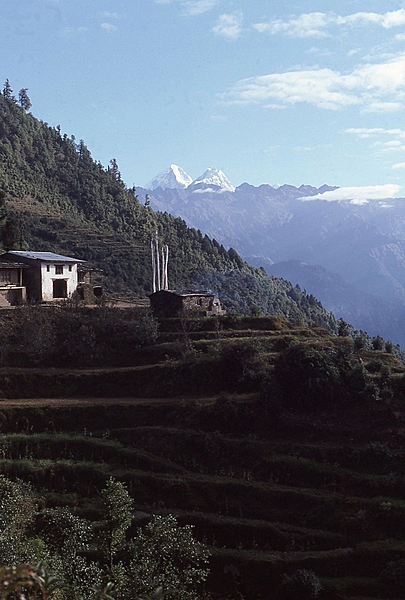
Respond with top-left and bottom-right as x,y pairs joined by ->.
0,87 -> 337,329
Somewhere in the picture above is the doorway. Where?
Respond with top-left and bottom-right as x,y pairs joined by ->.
53,279 -> 67,299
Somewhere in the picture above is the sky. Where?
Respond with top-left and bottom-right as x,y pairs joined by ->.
4,0 -> 405,198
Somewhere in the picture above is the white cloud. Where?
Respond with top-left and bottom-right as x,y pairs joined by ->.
223,54 -> 405,112
301,184 -> 402,204
393,162 -> 405,169
345,127 -> 405,157
346,127 -> 405,138
306,47 -> 332,57
182,0 -> 217,16
101,22 -> 118,32
264,103 -> 287,110
254,12 -> 330,38
384,140 -> 402,147
225,69 -> 360,110
212,13 -> 243,39
364,101 -> 403,113
101,12 -> 120,19
254,9 -> 405,38
62,26 -> 88,35
158,0 -> 218,16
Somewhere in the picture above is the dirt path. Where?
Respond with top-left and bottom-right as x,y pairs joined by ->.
0,397 -> 203,408
0,394 -> 257,409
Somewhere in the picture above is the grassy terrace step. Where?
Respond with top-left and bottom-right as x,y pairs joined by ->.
165,510 -> 347,551
3,428 -> 403,500
4,456 -> 405,537
323,576 -> 386,599
207,543 -> 405,597
0,433 -> 189,474
210,539 -> 405,573
0,357 -> 241,397
113,426 -> 405,493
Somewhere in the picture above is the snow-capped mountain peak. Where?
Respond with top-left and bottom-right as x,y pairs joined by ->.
145,164 -> 193,190
192,168 -> 235,193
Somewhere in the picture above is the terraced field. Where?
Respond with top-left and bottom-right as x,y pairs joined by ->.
1,315 -> 405,599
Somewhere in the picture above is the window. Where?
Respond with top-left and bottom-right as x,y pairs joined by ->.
55,265 -> 64,275
46,265 -> 50,272
0,271 -> 11,283
69,264 -> 72,272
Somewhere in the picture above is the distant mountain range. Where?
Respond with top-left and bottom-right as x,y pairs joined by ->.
142,165 -> 405,346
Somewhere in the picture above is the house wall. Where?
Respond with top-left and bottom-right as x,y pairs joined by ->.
41,262 -> 78,301
150,292 -> 183,317
7,287 -> 26,305
22,265 -> 41,303
182,295 -> 212,312
150,291 -> 221,317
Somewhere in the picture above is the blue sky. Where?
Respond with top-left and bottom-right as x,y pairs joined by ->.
3,0 -> 405,198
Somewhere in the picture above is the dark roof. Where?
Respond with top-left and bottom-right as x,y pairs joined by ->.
3,251 -> 85,263
0,261 -> 28,269
150,289 -> 215,298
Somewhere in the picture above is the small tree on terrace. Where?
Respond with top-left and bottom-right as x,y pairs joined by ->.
279,569 -> 322,600
129,515 -> 210,600
101,477 -> 134,571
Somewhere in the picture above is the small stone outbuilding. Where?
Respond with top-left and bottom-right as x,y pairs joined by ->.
149,289 -> 226,318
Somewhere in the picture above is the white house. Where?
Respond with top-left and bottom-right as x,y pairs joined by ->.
0,251 -> 85,302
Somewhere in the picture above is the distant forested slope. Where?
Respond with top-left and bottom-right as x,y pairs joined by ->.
0,86 -> 337,330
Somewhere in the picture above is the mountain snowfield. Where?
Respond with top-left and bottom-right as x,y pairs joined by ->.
145,164 -> 193,190
145,165 -> 235,193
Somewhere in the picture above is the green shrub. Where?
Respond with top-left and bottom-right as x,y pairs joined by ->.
354,334 -> 367,350
220,338 -> 270,389
279,569 -> 322,600
274,344 -> 341,410
372,336 -> 384,351
379,559 -> 405,596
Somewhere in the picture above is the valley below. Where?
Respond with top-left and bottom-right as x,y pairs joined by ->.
143,176 -> 405,347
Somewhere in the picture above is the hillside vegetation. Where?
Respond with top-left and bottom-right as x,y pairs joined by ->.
2,85 -> 405,600
0,88 -> 338,330
0,308 -> 405,598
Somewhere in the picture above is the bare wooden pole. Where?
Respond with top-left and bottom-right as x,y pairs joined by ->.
155,231 -> 161,291
151,239 -> 156,293
161,246 -> 165,290
164,245 -> 169,290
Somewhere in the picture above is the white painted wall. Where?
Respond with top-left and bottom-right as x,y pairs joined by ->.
40,262 -> 78,301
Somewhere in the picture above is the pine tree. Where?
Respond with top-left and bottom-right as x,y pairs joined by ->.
18,88 -> 32,111
109,158 -> 121,182
2,79 -> 13,101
